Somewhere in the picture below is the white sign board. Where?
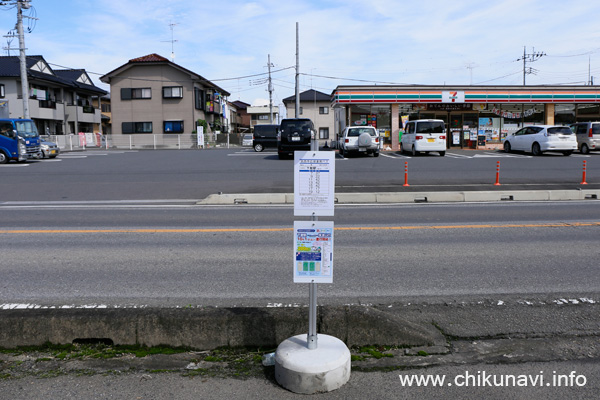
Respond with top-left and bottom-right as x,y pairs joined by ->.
197,126 -> 205,147
293,221 -> 334,283
294,151 -> 335,216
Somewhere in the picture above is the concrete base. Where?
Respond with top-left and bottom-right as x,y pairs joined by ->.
275,334 -> 351,394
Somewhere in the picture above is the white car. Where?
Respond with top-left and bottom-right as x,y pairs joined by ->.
242,133 -> 253,147
338,126 -> 380,157
503,125 -> 577,156
400,119 -> 446,156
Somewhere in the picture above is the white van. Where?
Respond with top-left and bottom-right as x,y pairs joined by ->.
400,119 -> 446,156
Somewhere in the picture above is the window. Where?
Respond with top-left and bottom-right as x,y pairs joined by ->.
163,86 -> 183,98
164,120 -> 184,133
101,103 -> 111,113
194,88 -> 205,110
319,127 -> 329,139
319,106 -> 329,115
122,122 -> 152,134
0,84 -> 4,98
258,115 -> 269,120
121,88 -> 151,100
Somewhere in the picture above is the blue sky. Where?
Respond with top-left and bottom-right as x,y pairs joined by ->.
2,0 -> 600,106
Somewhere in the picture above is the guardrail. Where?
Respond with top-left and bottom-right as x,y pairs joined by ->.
46,134 -> 243,151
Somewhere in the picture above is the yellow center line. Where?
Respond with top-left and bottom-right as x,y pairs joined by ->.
0,222 -> 599,234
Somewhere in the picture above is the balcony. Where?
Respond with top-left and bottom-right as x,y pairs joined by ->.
65,104 -> 101,124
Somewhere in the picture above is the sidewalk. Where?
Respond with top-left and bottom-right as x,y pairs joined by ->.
1,298 -> 599,398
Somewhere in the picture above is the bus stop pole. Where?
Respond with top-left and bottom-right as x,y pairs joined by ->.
307,130 -> 319,350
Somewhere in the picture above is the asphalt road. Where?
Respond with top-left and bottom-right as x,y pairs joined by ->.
0,148 -> 598,202
1,202 -> 598,307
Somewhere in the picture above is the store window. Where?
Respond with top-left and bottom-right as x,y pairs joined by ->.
555,104 -> 576,125
577,104 -> 600,121
350,104 -> 391,143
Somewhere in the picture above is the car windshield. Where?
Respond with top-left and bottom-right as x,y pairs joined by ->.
348,127 -> 376,137
281,121 -> 311,135
547,127 -> 572,135
15,120 -> 39,138
416,122 -> 444,134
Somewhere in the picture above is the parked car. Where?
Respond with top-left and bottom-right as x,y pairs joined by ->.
277,118 -> 314,159
569,122 -> 600,154
400,119 -> 446,156
242,133 -> 253,147
40,139 -> 60,159
503,125 -> 577,156
252,124 -> 279,152
338,126 -> 380,157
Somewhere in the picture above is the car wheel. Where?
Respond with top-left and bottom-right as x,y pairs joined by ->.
412,145 -> 418,156
504,141 -> 511,153
400,143 -> 405,154
562,150 -> 573,156
532,143 -> 542,156
581,143 -> 590,154
50,155 -> 57,159
254,143 -> 264,152
373,151 -> 379,157
439,151 -> 445,156
0,150 -> 8,164
278,152 -> 286,160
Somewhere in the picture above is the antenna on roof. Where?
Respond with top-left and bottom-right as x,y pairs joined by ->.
161,21 -> 178,61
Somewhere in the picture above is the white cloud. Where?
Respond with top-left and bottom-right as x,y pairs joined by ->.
3,0 -> 600,102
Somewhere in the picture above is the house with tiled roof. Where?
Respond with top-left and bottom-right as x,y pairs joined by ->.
282,89 -> 334,146
0,55 -> 107,135
100,54 -> 230,137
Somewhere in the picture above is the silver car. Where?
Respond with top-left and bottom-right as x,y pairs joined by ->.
242,134 -> 253,147
338,126 -> 380,157
570,122 -> 600,154
40,139 -> 60,159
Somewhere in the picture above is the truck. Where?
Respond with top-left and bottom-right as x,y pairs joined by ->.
0,118 -> 42,163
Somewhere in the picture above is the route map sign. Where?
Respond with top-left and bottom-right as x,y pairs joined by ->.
293,221 -> 334,283
294,151 -> 335,216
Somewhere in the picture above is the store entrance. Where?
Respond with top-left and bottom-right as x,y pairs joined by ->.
449,113 -> 463,148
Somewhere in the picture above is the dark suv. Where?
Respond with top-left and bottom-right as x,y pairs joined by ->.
277,118 -> 315,159
252,124 -> 279,152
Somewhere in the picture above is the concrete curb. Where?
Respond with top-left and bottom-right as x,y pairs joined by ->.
197,190 -> 600,205
0,306 -> 445,349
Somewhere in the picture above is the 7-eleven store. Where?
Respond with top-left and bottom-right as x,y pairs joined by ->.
331,85 -> 600,150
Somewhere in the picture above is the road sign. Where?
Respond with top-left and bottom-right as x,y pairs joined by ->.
294,151 -> 335,216
293,220 -> 334,283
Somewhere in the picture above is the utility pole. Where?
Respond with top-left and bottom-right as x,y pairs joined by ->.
518,46 -> 546,85
267,54 -> 274,123
3,1 -> 34,119
295,22 -> 300,118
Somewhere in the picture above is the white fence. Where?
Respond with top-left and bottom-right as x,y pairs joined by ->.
46,133 -> 242,151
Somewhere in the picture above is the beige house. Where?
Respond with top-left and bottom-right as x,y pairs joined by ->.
282,89 -> 334,146
247,104 -> 279,129
100,54 -> 230,136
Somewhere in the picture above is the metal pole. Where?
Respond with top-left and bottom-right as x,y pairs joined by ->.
268,54 -> 273,123
295,23 -> 300,118
17,1 -> 30,119
307,114 -> 319,350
